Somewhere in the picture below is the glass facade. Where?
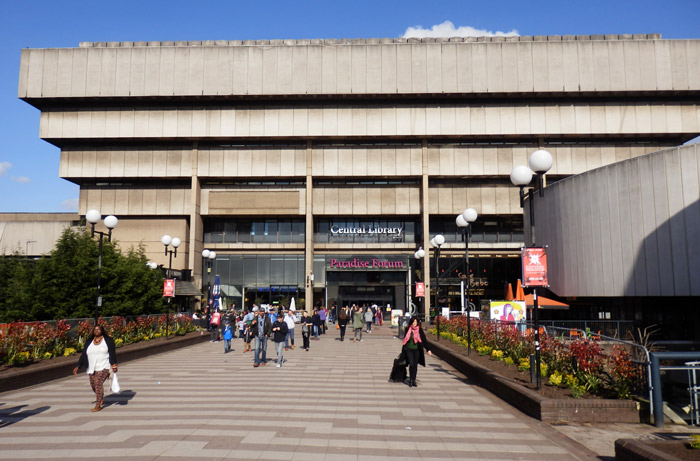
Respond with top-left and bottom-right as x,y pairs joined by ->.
204,219 -> 305,244
429,216 -> 524,244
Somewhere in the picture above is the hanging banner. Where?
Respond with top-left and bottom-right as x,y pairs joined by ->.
522,247 -> 549,287
415,282 -> 425,298
163,279 -> 176,297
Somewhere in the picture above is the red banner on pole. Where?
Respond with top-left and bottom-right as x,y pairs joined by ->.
522,247 -> 549,287
163,279 -> 176,297
416,282 -> 425,297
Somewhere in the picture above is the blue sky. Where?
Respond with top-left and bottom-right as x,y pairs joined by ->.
2,0 -> 699,212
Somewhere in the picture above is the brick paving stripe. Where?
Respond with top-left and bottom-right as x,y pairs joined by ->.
0,325 -> 596,460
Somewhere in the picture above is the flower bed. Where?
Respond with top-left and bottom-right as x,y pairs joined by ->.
0,314 -> 197,366
434,316 -> 642,400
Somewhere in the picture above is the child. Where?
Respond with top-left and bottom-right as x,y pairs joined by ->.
223,321 -> 233,353
243,321 -> 253,353
237,316 -> 245,340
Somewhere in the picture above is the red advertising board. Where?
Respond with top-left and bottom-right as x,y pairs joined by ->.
522,247 -> 549,287
415,282 -> 425,298
163,279 -> 176,297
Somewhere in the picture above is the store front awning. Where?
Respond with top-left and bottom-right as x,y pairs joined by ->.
175,281 -> 202,297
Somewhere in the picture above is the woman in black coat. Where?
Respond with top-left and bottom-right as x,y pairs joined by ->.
73,325 -> 119,411
401,316 -> 432,387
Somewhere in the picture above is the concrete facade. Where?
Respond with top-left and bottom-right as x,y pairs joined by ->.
0,213 -> 79,257
529,143 -> 700,297
17,34 -> 700,312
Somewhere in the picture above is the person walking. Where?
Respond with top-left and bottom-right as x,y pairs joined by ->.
73,325 -> 118,412
401,316 -> 432,387
311,309 -> 321,340
284,310 -> 296,350
300,311 -> 312,351
242,317 -> 253,353
352,305 -> 364,342
223,321 -> 233,353
252,309 -> 271,367
337,306 -> 349,341
319,307 -> 327,334
364,306 -> 374,333
210,309 -> 221,342
272,314 -> 289,367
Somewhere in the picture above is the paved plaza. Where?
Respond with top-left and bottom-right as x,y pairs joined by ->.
0,325 -> 597,460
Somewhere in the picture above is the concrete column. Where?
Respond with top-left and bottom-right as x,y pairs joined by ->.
305,140 -> 314,312
189,143 -> 204,291
421,140 -> 431,322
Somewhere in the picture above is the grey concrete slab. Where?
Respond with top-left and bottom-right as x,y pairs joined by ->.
1,326 -> 596,460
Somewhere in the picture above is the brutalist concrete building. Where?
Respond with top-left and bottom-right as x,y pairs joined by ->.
17,34 -> 700,323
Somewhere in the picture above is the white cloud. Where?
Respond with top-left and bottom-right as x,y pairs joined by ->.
10,176 -> 30,183
0,162 -> 11,176
402,21 -> 519,39
61,198 -> 79,211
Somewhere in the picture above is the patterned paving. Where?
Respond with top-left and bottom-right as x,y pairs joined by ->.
0,326 -> 594,460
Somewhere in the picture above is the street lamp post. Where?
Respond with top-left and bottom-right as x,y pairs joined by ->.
510,149 -> 553,389
201,249 -> 216,310
161,234 -> 182,338
429,234 -> 445,340
414,247 -> 426,322
86,209 -> 118,326
456,208 -> 478,355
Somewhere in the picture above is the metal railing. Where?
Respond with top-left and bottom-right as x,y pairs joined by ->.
538,320 -> 635,339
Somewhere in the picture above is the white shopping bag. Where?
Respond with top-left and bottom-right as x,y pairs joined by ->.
110,372 -> 120,393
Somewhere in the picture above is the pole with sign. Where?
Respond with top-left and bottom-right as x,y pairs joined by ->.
163,279 -> 176,297
522,246 -> 548,389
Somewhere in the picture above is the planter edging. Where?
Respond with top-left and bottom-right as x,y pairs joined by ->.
427,336 -> 640,423
0,331 -> 210,394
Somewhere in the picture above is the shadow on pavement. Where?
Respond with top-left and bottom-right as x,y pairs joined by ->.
427,363 -> 474,385
0,403 -> 51,428
104,390 -> 136,408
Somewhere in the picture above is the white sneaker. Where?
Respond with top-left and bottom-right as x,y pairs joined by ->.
276,364 -> 281,368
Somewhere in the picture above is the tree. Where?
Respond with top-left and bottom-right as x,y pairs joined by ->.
0,228 -> 167,321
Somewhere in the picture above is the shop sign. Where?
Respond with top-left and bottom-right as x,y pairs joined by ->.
163,279 -> 176,297
522,247 -> 549,287
330,225 -> 403,237
329,258 -> 405,269
415,282 -> 425,297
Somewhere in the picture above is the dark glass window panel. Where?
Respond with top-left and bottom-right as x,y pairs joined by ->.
230,256 -> 243,284
292,221 -> 305,243
278,221 -> 291,243
265,221 -> 278,243
270,256 -> 285,285
237,222 -> 251,243
243,256 -> 257,284
257,256 -> 270,282
252,222 -> 265,243
284,256 -> 298,285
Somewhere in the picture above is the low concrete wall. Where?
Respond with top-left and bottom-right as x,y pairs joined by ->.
615,439 -> 686,461
428,337 -> 640,423
0,331 -> 210,394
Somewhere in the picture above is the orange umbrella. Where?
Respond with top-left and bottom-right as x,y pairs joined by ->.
524,294 -> 569,310
515,279 -> 525,301
504,283 -> 514,301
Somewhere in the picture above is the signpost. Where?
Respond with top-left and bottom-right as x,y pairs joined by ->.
521,247 -> 548,389
163,279 -> 176,298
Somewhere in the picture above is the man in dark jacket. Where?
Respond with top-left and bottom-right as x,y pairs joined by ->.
253,310 -> 272,367
272,313 -> 289,367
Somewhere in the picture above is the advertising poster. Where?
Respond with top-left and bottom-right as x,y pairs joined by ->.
415,282 -> 425,297
522,247 -> 549,287
163,279 -> 175,297
489,301 -> 526,323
